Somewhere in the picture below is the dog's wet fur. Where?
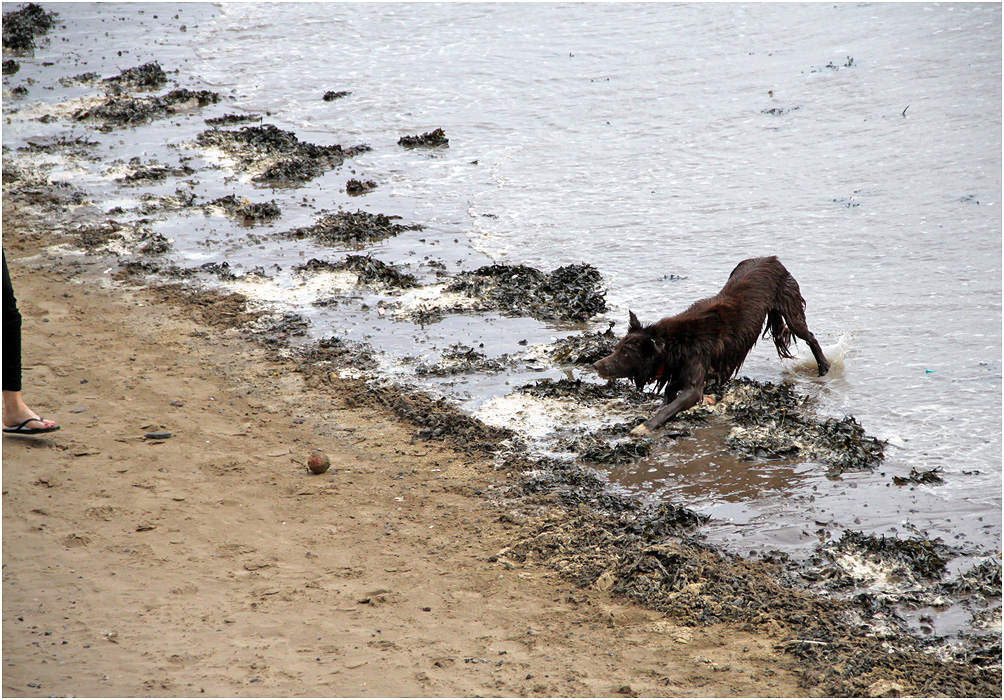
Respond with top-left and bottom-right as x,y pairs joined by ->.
594,256 -> 830,435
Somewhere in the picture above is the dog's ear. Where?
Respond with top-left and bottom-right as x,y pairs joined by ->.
628,310 -> 642,332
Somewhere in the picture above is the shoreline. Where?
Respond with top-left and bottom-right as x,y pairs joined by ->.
4,170 -> 1000,698
3,3 -> 999,696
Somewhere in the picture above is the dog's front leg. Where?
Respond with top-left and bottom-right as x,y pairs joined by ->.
631,386 -> 702,436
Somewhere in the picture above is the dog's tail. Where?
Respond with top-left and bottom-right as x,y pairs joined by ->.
764,308 -> 796,359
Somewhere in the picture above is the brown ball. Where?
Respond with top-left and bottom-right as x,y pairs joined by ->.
306,451 -> 330,474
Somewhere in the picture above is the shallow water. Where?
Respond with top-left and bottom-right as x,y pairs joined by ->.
4,2 -> 1000,608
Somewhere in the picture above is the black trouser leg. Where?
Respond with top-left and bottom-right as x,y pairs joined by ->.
2,251 -> 23,393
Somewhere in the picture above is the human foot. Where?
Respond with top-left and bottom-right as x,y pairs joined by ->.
3,416 -> 59,434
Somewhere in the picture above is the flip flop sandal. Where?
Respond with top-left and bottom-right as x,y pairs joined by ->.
3,418 -> 60,435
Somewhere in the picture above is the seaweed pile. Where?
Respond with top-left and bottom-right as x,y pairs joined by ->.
518,377 -> 649,405
546,325 -> 619,365
323,90 -> 351,102
718,378 -> 885,471
2,3 -> 57,51
204,113 -> 261,126
195,123 -> 370,184
74,88 -> 219,128
112,158 -> 195,184
280,209 -> 423,245
103,61 -> 168,91
333,254 -> 417,289
71,220 -> 171,256
446,262 -> 607,322
206,194 -> 281,223
398,128 -> 449,148
346,178 -> 377,196
415,343 -> 513,377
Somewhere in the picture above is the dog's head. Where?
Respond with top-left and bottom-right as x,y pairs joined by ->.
593,311 -> 666,390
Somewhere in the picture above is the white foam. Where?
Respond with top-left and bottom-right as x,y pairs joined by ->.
391,283 -> 479,319
783,333 -> 849,375
474,393 -> 613,441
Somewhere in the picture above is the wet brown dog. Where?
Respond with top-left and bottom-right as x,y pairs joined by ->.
593,256 -> 830,436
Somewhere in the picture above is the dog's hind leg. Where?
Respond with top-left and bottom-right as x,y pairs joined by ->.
778,302 -> 830,376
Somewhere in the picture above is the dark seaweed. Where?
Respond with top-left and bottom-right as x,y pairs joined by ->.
446,262 -> 607,322
3,3 -> 57,50
547,326 -> 619,365
195,124 -> 369,183
346,178 -> 377,195
831,530 -> 958,579
208,194 -> 281,223
103,62 -> 167,90
74,88 -> 219,127
204,113 -> 262,126
398,128 -> 449,148
281,210 -> 423,245
892,467 -> 945,486
721,378 -> 885,471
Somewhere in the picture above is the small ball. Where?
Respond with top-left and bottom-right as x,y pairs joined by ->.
306,451 -> 330,474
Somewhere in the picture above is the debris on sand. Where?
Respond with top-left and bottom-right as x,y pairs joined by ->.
3,3 -> 58,51
281,209 -> 423,245
246,311 -> 310,346
206,194 -> 281,224
195,123 -> 369,184
3,59 -> 21,75
446,262 -> 607,322
398,128 -> 449,148
323,90 -> 351,102
74,88 -> 219,128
